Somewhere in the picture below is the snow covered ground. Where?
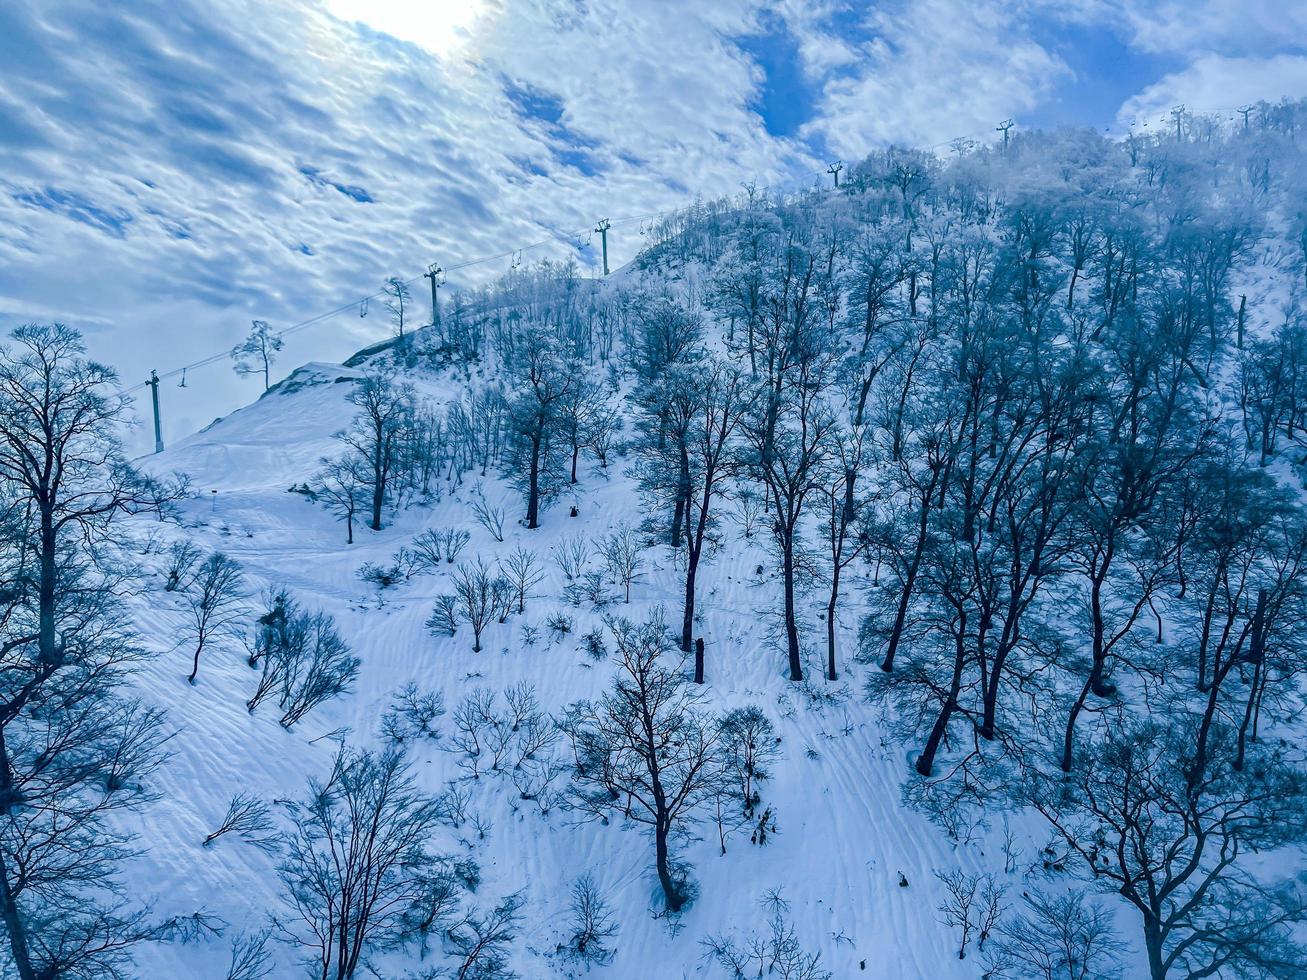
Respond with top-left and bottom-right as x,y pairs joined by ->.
119,338 -> 1047,979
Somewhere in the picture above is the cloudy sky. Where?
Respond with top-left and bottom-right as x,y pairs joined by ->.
2,0 -> 1305,454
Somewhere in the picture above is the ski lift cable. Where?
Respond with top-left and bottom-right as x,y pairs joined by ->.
122,150 -> 1000,395
125,206 -> 698,393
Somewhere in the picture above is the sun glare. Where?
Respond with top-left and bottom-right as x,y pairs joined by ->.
322,0 -> 486,56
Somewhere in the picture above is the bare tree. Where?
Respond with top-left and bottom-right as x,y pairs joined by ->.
182,552 -> 246,684
718,705 -> 779,818
560,612 -> 722,911
277,746 -> 452,979
0,324 -> 174,979
986,889 -> 1125,980
703,889 -> 832,980
224,928 -> 274,980
601,525 -> 645,603
559,874 -> 617,966
452,559 -> 497,653
446,892 -> 523,980
164,539 -> 201,592
382,277 -> 412,339
231,320 -> 284,391
245,599 -> 359,727
427,594 -> 459,637
1029,721 -> 1307,979
339,370 -> 411,531
313,455 -> 368,544
500,547 -> 544,614
203,791 -> 275,849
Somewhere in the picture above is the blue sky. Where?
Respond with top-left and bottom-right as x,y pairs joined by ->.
2,0 -> 1306,453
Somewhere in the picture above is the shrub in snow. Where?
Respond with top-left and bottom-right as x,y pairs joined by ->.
581,628 -> 607,661
933,869 -> 1004,961
427,594 -> 460,637
358,560 -> 406,589
558,874 -> 618,967
164,539 -> 202,592
380,682 -> 446,745
702,889 -> 830,980
245,593 -> 359,727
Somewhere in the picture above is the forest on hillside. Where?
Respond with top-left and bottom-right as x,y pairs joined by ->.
2,99 -> 1307,978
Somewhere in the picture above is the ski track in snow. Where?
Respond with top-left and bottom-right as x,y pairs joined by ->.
117,357 -> 1063,978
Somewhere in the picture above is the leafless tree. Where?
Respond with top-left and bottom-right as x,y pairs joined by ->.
203,791 -> 275,850
452,559 -> 497,652
313,455 -> 368,544
182,551 -> 246,684
230,320 -> 284,391
561,611 -> 722,911
500,547 -> 544,615
382,276 -> 412,339
985,889 -> 1125,980
1029,721 -> 1307,979
0,324 -> 177,979
277,746 -> 452,979
559,874 -> 617,966
601,525 -> 645,603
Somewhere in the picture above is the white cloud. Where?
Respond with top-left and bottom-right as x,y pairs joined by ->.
1,0 -> 1304,455
1118,53 -> 1307,126
799,0 -> 1072,154
1118,0 -> 1307,59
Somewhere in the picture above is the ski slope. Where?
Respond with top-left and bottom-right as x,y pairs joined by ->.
121,338 -> 1043,979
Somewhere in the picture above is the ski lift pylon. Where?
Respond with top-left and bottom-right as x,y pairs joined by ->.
178,369 -> 187,388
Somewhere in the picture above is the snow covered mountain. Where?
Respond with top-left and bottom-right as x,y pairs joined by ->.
5,112 -> 1307,980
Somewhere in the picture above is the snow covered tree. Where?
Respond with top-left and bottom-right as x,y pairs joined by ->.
503,325 -> 576,528
742,353 -> 837,682
339,369 -> 411,531
634,354 -> 745,652
230,319 -> 284,391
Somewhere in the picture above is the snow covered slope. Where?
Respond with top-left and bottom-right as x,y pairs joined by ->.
123,334 -> 1019,980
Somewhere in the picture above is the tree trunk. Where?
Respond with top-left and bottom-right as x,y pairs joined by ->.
826,561 -> 840,681
189,637 -> 204,684
1060,675 -> 1094,772
655,822 -> 681,911
916,699 -> 954,777
881,495 -> 930,672
526,432 -> 542,529
694,637 -> 704,684
917,628 -> 965,776
1143,916 -> 1166,980
1234,655 -> 1261,771
782,536 -> 802,682
0,848 -> 37,980
681,555 -> 698,654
